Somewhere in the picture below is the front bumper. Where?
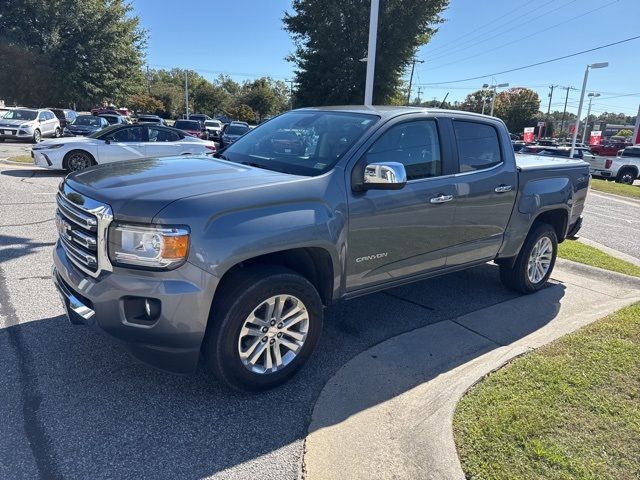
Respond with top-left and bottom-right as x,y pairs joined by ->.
53,241 -> 217,374
0,127 -> 34,140
32,149 -> 64,169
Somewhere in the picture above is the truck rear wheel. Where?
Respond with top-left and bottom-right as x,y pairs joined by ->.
616,167 -> 637,185
202,266 -> 323,391
499,222 -> 558,294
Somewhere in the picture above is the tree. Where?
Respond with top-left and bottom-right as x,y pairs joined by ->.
283,0 -> 448,106
192,82 -> 231,116
616,129 -> 633,138
493,88 -> 540,133
460,89 -> 492,114
241,78 -> 290,121
127,94 -> 164,115
0,0 -> 146,108
226,104 -> 256,123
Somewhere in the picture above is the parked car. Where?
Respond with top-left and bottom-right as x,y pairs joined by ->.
512,141 -> 526,153
137,114 -> 166,125
220,121 -> 250,147
189,113 -> 212,124
99,114 -> 128,125
32,123 -> 216,171
535,146 -> 596,162
64,115 -> 110,137
204,119 -> 223,140
589,142 -> 631,156
0,108 -> 60,143
51,106 -> 589,391
173,119 -> 207,139
587,145 -> 640,184
49,108 -> 77,129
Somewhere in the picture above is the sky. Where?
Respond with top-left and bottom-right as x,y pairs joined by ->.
132,0 -> 640,118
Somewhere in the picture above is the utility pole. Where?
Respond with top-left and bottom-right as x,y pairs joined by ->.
184,70 -> 189,119
489,82 -> 509,117
146,65 -> 151,95
542,84 -> 557,138
364,0 -> 379,106
559,86 -> 575,138
284,79 -> 295,110
416,87 -> 423,105
406,58 -> 425,105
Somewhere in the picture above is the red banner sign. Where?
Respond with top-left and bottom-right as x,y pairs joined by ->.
590,130 -> 602,146
523,127 -> 535,143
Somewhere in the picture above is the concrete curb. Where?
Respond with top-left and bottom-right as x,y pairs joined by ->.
0,159 -> 34,166
301,261 -> 640,480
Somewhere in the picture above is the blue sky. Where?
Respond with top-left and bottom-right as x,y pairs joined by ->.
133,0 -> 640,117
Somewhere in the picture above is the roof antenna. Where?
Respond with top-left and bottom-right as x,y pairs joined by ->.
439,92 -> 449,109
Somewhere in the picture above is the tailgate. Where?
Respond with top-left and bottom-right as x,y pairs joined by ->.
585,154 -> 608,170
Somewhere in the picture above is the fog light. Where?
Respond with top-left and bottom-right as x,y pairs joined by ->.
144,298 -> 161,320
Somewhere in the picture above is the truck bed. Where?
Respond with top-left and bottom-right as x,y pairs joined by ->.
515,154 -> 589,171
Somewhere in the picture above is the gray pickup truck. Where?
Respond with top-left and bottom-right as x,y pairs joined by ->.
52,106 -> 589,390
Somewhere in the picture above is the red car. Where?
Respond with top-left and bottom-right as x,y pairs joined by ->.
173,119 -> 207,139
589,142 -> 631,156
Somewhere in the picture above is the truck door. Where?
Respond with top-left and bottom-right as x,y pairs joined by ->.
446,119 -> 517,266
346,117 -> 458,290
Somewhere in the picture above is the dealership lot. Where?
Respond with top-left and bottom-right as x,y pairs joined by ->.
0,156 -> 637,479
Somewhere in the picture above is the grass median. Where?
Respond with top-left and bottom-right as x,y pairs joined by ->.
454,302 -> 640,480
557,239 -> 640,277
6,155 -> 33,163
590,178 -> 640,199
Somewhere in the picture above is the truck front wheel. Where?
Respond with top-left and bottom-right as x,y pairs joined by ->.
203,266 -> 323,391
499,222 -> 558,294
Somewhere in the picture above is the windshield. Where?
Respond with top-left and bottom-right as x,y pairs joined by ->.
220,110 -> 378,176
205,121 -> 220,127
226,125 -> 250,135
138,117 -> 160,123
3,109 -> 38,121
175,120 -> 200,130
73,116 -> 102,127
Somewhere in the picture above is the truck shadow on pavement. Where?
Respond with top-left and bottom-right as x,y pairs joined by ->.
0,263 -> 564,479
1,168 -> 66,179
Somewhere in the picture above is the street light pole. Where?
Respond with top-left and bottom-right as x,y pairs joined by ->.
570,62 -> 608,157
185,70 -> 189,119
364,0 -> 379,106
489,82 -> 509,117
581,93 -> 600,145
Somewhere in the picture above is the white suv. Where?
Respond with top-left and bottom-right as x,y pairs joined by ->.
0,108 -> 61,143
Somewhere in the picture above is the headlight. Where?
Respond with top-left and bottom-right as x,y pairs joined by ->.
39,144 -> 65,149
108,224 -> 190,270
20,123 -> 34,129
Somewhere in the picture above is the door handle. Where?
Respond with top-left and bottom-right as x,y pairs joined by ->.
494,185 -> 512,193
430,194 -> 454,204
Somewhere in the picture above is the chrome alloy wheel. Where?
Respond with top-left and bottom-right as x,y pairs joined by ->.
527,236 -> 553,284
67,152 -> 92,171
237,295 -> 310,374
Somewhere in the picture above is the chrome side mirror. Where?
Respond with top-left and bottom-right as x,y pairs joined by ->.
363,162 -> 407,190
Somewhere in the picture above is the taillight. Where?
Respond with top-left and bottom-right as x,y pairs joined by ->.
205,145 -> 216,151
605,159 -> 612,169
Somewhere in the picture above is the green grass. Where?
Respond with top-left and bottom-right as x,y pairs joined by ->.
591,178 -> 640,199
6,154 -> 33,163
557,239 -> 640,278
454,302 -> 640,480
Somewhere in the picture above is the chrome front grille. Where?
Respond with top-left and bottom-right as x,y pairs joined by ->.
56,183 -> 113,277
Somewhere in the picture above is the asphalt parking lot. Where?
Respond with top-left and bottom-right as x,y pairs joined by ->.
0,146 -> 638,479
0,163 -> 527,479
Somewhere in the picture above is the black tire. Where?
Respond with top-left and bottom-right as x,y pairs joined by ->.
54,127 -> 61,138
32,129 -> 41,143
202,265 -> 323,391
615,168 -> 637,185
63,150 -> 95,172
0,138 -> 4,143
499,222 -> 558,294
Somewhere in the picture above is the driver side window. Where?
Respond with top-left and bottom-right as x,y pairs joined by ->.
110,126 -> 145,142
365,120 -> 442,181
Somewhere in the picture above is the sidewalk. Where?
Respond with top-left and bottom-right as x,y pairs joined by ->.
302,261 -> 640,480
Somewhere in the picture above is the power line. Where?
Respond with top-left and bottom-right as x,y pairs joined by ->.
418,34 -> 640,85
425,0 -> 618,71
423,0 -> 533,56
424,0 -> 579,65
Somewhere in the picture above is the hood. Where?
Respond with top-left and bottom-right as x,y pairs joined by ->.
67,124 -> 99,131
65,155 -> 301,223
0,119 -> 34,127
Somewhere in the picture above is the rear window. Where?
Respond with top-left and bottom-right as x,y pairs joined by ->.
226,125 -> 250,135
453,121 -> 502,172
175,120 -> 201,130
